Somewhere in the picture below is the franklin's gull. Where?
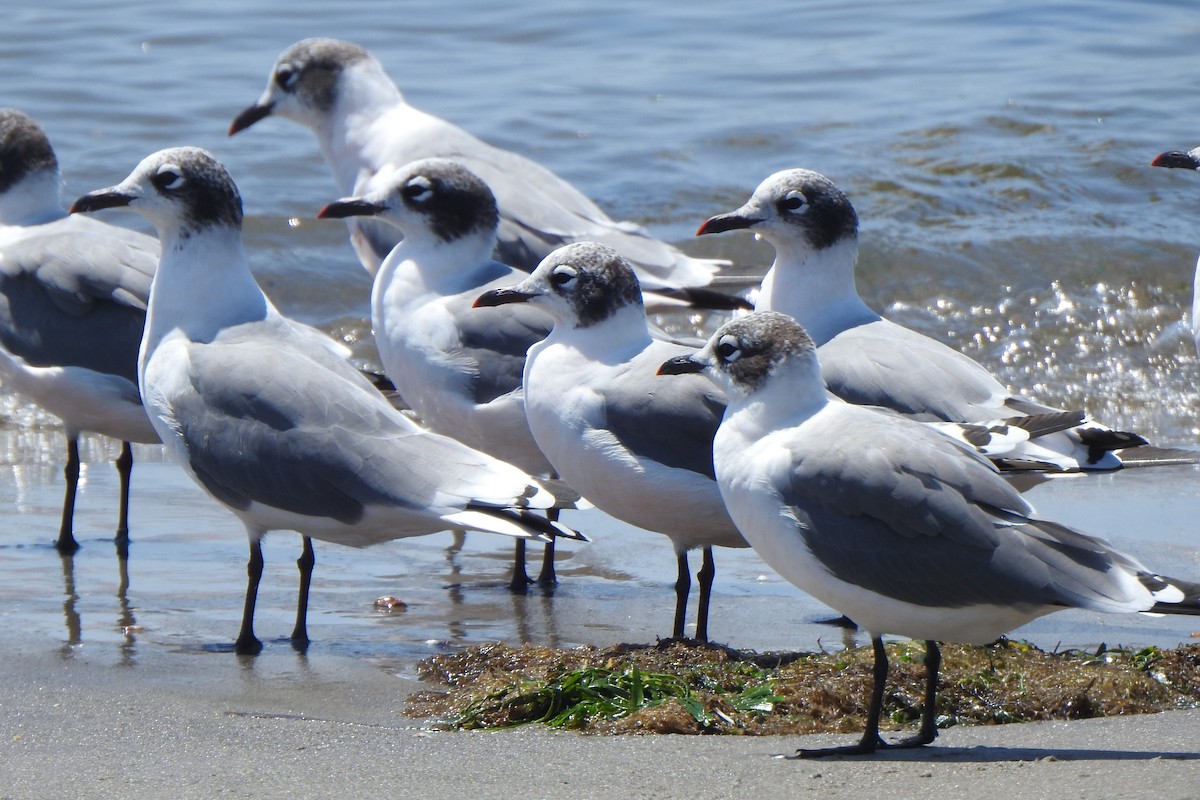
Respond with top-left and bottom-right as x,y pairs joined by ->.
660,311 -> 1200,756
0,108 -> 160,554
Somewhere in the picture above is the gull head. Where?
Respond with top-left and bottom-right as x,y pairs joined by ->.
318,157 -> 499,245
70,146 -> 242,239
474,241 -> 643,329
229,38 -> 374,135
697,168 -> 858,257
0,108 -> 58,196
658,311 -> 819,398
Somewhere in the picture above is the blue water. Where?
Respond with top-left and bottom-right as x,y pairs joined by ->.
1,1 -> 1199,664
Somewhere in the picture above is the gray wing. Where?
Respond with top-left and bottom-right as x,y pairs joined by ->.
0,216 -> 156,382
602,342 -> 726,479
172,325 -> 536,524
779,407 -> 1137,610
442,277 -> 552,405
819,319 -> 1015,423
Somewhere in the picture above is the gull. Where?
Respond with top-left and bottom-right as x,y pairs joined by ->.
70,146 -> 584,655
696,167 -> 1171,472
317,157 -> 560,589
0,108 -> 160,554
659,310 -> 1200,756
474,241 -> 749,642
228,37 -> 750,309
1150,146 -> 1200,357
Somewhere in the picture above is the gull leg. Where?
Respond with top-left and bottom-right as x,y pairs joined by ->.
885,640 -> 941,749
235,538 -> 265,655
114,441 -> 134,547
794,636 -> 890,758
291,535 -> 315,651
672,551 -> 690,639
55,436 -> 82,555
694,546 -> 716,643
509,539 -> 531,593
536,507 -> 559,588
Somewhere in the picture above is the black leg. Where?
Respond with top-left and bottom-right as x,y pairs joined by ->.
694,546 -> 716,643
291,536 -> 315,651
672,551 -> 690,639
509,538 -> 531,593
794,635 -> 889,758
55,436 -> 81,555
235,539 -> 265,655
536,507 -> 559,588
885,640 -> 941,749
114,441 -> 134,545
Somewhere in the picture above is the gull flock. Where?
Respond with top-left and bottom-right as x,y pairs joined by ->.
1,37 -> 1199,756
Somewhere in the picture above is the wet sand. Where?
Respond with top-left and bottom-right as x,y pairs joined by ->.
1,436 -> 1199,797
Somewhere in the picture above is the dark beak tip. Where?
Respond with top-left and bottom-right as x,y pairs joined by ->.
228,103 -> 273,136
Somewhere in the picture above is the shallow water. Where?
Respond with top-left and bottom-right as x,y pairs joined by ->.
1,1 -> 1200,665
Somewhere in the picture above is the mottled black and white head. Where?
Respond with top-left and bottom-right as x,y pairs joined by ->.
1151,147 -> 1200,172
659,311 -> 820,399
697,169 -> 858,257
0,109 -> 58,198
69,147 -> 243,240
229,38 -> 380,134
474,242 -> 644,329
318,158 -> 499,247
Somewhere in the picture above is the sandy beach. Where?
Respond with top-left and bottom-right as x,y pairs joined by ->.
3,637 -> 1198,800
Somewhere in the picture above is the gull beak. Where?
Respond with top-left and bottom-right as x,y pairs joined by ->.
69,188 -> 136,215
474,287 -> 538,308
696,209 -> 764,236
657,354 -> 705,376
228,101 -> 275,136
317,198 -> 388,219
1150,150 -> 1200,170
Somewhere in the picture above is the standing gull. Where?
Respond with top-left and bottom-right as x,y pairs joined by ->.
1149,146 -> 1200,357
70,146 -> 583,655
660,311 -> 1200,756
475,242 -> 749,642
228,38 -> 749,309
696,168 -> 1168,471
0,108 -> 159,554
317,157 -> 560,589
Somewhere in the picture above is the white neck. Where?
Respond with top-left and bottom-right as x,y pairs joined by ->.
0,171 -> 65,225
549,301 -> 653,364
757,236 -> 879,346
322,63 -> 407,193
143,225 -> 270,356
724,355 -> 828,440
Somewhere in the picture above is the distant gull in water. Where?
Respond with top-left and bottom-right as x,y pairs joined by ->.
475,241 -> 749,641
660,310 -> 1200,756
0,108 -> 160,554
318,157 -> 562,590
695,168 -> 1197,472
1150,146 -> 1200,358
229,37 -> 752,311
71,146 -> 584,655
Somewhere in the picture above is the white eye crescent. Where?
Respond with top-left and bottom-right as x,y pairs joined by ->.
550,264 -> 578,288
715,334 -> 742,363
153,163 -> 185,191
780,190 -> 807,213
403,175 -> 433,203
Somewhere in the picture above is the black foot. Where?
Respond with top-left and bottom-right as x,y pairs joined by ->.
234,634 -> 263,656
290,633 -> 310,654
55,536 -> 80,556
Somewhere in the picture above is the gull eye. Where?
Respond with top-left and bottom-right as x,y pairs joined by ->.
715,335 -> 742,363
152,163 -> 185,191
550,264 -> 578,288
275,63 -> 300,91
402,175 -> 433,203
779,190 -> 807,214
